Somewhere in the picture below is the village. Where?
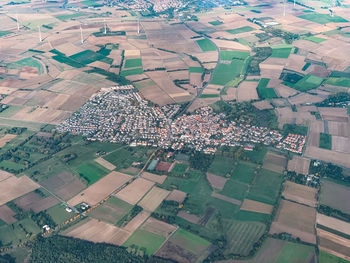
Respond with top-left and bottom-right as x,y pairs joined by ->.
57,86 -> 305,154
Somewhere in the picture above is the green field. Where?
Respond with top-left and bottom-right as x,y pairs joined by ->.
0,31 -> 12,37
304,36 -> 327,43
52,53 -> 84,68
103,146 -> 149,170
90,196 -> 133,225
220,50 -> 250,61
257,78 -> 277,99
222,220 -> 266,256
325,77 -> 350,87
196,39 -> 216,52
76,161 -> 109,185
189,67 -> 204,73
208,156 -> 234,177
171,228 -> 210,254
247,169 -> 283,205
120,68 -> 143,76
319,179 -> 350,215
171,163 -> 188,176
124,58 -> 142,68
46,204 -> 75,225
226,26 -> 255,34
70,50 -> 113,65
319,133 -> 332,150
299,13 -> 348,24
291,74 -> 324,91
0,105 -> 24,118
0,160 -> 25,172
220,179 -> 248,201
7,57 -> 44,74
210,59 -> 244,85
209,20 -> 223,26
246,238 -> 315,263
81,0 -> 102,7
230,161 -> 257,184
271,46 -> 292,58
240,147 -> 267,164
124,229 -> 165,256
319,250 -> 350,263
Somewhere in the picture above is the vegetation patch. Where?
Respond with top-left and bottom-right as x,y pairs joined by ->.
220,50 -> 250,61
271,46 -> 292,58
299,13 -> 348,24
226,26 -> 255,34
196,39 -> 216,52
120,68 -> 143,76
124,229 -> 165,256
171,163 -> 188,176
209,20 -> 223,26
319,133 -> 332,150
124,58 -> 142,68
76,161 -> 109,185
256,78 -> 277,99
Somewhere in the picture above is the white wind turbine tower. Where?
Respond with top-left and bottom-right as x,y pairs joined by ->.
137,17 -> 140,34
80,24 -> 84,44
283,0 -> 286,16
38,25 -> 42,42
104,18 -> 107,34
16,13 -> 20,31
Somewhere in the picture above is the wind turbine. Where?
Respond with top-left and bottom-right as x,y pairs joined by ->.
283,0 -> 286,16
104,18 -> 107,34
38,25 -> 42,42
80,24 -> 84,44
16,13 -> 20,31
137,17 -> 140,34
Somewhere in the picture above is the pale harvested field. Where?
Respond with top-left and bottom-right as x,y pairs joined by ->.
287,156 -> 310,175
332,135 -> 350,154
206,173 -> 227,190
0,175 -> 39,206
262,151 -> 286,174
282,181 -> 317,207
237,81 -> 259,102
285,54 -> 306,72
55,42 -> 85,56
68,171 -> 132,206
12,107 -> 71,125
123,211 -> 150,233
177,210 -> 200,224
141,217 -> 177,238
139,85 -> 174,106
304,146 -> 350,168
94,157 -> 116,171
190,73 -> 202,88
270,200 -> 316,244
0,87 -> 17,95
19,67 -> 39,79
211,192 -> 241,206
138,187 -> 169,212
0,170 -> 13,182
240,199 -> 273,214
252,100 -> 273,110
0,205 -> 17,224
274,81 -> 298,98
166,190 -> 187,203
63,218 -> 130,246
318,107 -> 349,122
123,49 -> 141,57
115,177 -> 154,205
317,213 -> 350,236
212,39 -> 251,51
288,93 -> 324,105
43,94 -> 70,109
0,134 -> 17,148
187,97 -> 220,112
317,229 -> 350,260
31,196 -> 59,213
141,172 -> 167,184
222,87 -> 237,101
327,121 -> 350,137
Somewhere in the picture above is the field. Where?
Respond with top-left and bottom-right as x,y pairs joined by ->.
124,229 -> 165,256
208,156 -> 234,177
138,187 -> 169,212
196,39 -> 216,52
234,238 -> 316,263
262,151 -> 286,174
240,199 -> 273,214
226,26 -> 255,34
271,46 -> 292,58
287,156 -> 310,175
209,20 -> 223,26
299,13 -> 348,24
210,60 -> 244,86
325,77 -> 350,87
247,169 -> 284,205
7,57 -> 44,75
171,163 -> 188,176
319,179 -> 350,214
156,228 -> 211,263
319,133 -> 332,150
124,58 -> 142,68
89,196 -> 133,225
0,175 -> 39,206
120,68 -> 143,76
68,171 -> 132,206
220,50 -> 250,61
304,36 -> 327,43
270,200 -> 316,244
0,134 -> 17,148
282,181 -> 317,207
46,204 -> 76,225
62,218 -> 130,246
256,78 -> 277,99
319,250 -> 350,263
115,177 -> 154,205
76,162 -> 110,185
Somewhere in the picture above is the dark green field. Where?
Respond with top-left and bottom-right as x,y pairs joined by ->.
210,59 -> 244,85
172,163 -> 188,176
299,13 -> 348,24
220,50 -> 250,61
76,161 -> 109,185
120,68 -> 143,76
226,26 -> 255,34
124,58 -> 142,68
196,39 -> 216,52
124,229 -> 165,256
319,133 -> 332,150
257,78 -> 277,99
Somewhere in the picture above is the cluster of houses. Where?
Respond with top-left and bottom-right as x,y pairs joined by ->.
57,87 -> 306,155
276,133 -> 306,154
